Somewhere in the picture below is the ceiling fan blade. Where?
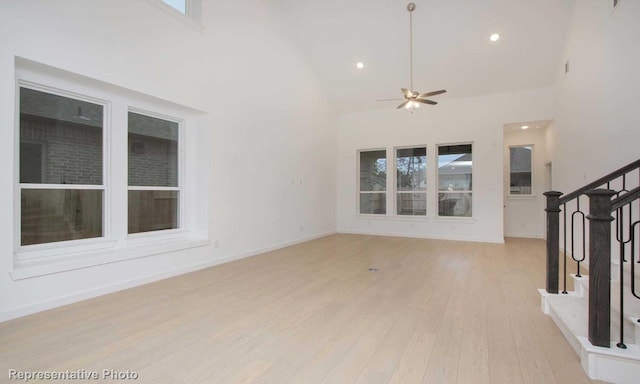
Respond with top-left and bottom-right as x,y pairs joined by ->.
416,99 -> 437,105
377,98 -> 403,102
397,101 -> 409,109
401,88 -> 412,98
418,89 -> 447,98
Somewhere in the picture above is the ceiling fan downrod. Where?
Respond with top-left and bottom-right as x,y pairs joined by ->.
408,3 -> 415,93
375,2 -> 446,110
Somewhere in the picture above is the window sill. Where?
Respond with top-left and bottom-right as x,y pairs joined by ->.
392,215 -> 429,221
11,236 -> 210,280
355,214 -> 389,219
435,217 -> 476,224
507,195 -> 537,200
354,214 -> 476,224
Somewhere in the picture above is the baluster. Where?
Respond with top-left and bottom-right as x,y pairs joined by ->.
631,221 -> 640,325
617,205 -> 627,349
571,197 -> 586,276
564,204 -> 568,293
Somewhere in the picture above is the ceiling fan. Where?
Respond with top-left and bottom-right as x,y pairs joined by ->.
377,3 -> 447,111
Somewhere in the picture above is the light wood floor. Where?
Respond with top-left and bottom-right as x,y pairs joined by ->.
0,235 -> 605,384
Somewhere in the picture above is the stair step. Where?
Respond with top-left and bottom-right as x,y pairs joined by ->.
567,273 -> 640,345
568,274 -> 640,322
610,260 -> 640,288
545,293 -> 586,354
571,274 -> 587,296
630,317 -> 640,344
540,289 -> 640,383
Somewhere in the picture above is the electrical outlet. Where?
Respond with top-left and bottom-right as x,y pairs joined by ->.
299,225 -> 304,232
214,240 -> 220,248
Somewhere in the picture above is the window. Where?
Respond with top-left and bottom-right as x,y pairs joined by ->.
359,150 -> 386,214
152,0 -> 202,26
509,145 -> 533,195
19,87 -> 105,246
162,0 -> 187,14
396,147 -> 427,216
438,144 -> 472,217
128,112 -> 180,234
13,61 -> 208,278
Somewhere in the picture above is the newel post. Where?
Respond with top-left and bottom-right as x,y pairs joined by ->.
586,189 -> 616,348
544,191 -> 563,294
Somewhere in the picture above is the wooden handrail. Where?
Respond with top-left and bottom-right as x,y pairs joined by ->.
611,186 -> 640,211
559,159 -> 640,205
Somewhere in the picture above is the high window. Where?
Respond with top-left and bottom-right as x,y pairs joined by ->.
128,112 -> 181,234
509,145 -> 533,195
162,0 -> 187,14
153,0 -> 202,26
19,87 -> 106,246
358,149 -> 387,215
438,144 -> 472,217
396,146 -> 427,216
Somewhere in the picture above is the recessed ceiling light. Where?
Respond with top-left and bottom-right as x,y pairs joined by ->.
356,62 -> 364,69
490,33 -> 500,42
521,125 -> 529,130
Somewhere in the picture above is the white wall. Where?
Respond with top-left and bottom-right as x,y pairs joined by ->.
503,127 -> 547,238
336,87 -> 556,243
551,0 -> 640,193
0,0 -> 337,321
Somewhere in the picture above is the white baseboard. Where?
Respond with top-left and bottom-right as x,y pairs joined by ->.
579,336 -> 640,384
505,232 -> 544,239
337,228 -> 504,244
0,230 -> 336,323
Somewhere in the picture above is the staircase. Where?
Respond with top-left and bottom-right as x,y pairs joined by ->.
539,159 -> 640,384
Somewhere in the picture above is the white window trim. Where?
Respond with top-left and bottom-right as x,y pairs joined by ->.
127,107 -> 185,237
12,60 -> 208,278
148,0 -> 204,31
508,144 -> 534,197
15,81 -> 112,260
356,148 -> 388,216
436,142 -> 474,219
394,145 -> 428,217
11,237 -> 209,280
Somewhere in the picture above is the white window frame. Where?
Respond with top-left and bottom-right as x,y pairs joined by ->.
127,107 -> 185,239
394,145 -> 427,217
149,0 -> 203,30
11,60 -> 206,279
14,81 -> 112,259
162,0 -> 188,15
436,142 -> 473,218
508,144 -> 534,197
357,148 -> 387,216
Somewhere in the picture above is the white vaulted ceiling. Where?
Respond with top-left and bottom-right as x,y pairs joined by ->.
272,0 -> 574,114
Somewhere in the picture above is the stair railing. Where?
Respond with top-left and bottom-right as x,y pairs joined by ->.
544,159 -> 640,348
611,186 -> 640,348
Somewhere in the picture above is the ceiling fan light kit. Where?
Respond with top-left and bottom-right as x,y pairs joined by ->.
378,2 -> 447,112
